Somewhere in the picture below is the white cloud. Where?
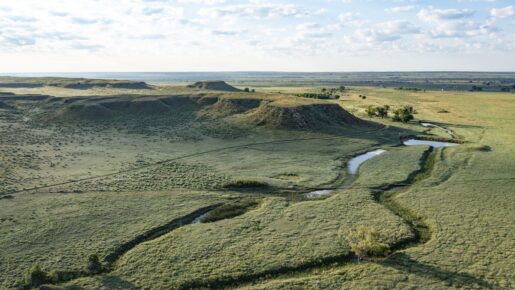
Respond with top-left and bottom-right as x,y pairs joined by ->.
490,6 -> 515,18
0,0 -> 513,71
177,0 -> 225,4
385,6 -> 415,13
199,3 -> 311,19
418,7 -> 475,22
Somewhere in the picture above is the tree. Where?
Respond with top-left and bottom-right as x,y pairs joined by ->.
25,265 -> 51,287
346,225 -> 390,262
87,254 -> 103,274
339,85 -> 346,91
244,88 -> 250,92
376,105 -> 389,118
392,106 -> 414,123
365,105 -> 377,117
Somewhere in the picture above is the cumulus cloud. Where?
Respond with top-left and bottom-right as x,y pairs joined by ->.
385,6 -> 416,13
490,6 -> 515,18
0,0 -> 513,71
418,7 -> 475,22
199,2 -> 311,19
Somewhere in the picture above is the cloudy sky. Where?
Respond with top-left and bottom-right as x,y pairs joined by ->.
0,0 -> 514,72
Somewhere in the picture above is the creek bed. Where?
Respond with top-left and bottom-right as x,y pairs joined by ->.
305,149 -> 386,198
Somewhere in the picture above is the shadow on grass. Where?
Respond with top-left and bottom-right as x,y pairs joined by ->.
98,276 -> 139,289
43,276 -> 138,290
381,252 -> 493,289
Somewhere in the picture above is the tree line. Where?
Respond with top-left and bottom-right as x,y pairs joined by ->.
365,105 -> 415,123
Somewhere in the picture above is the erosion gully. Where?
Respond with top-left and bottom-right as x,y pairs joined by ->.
39,125 -> 457,289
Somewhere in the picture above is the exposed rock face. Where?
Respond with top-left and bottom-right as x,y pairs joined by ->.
33,93 -> 378,132
240,102 -> 375,130
0,77 -> 152,90
200,98 -> 261,118
187,81 -> 241,92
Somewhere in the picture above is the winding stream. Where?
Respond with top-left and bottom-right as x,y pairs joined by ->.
305,121 -> 459,199
421,122 -> 458,139
403,139 -> 458,148
43,121 -> 462,289
304,149 -> 386,198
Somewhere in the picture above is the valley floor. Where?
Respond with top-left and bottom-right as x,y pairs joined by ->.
0,84 -> 513,289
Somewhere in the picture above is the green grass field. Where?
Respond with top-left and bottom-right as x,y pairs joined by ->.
0,78 -> 513,289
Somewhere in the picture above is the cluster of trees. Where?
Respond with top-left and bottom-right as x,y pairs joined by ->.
294,86 -> 346,100
365,105 -> 415,123
243,88 -> 256,93
321,86 -> 346,94
366,105 -> 390,118
392,106 -> 415,123
294,93 -> 340,100
395,87 -> 424,92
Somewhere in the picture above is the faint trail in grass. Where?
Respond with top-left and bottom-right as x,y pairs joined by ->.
3,126 -> 387,196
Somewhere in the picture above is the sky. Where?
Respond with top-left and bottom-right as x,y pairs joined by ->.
0,0 -> 514,72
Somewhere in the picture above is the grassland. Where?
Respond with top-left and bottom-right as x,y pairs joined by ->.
0,77 -> 513,289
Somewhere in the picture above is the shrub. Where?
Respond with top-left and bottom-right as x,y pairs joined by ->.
392,106 -> 414,123
293,93 -> 335,100
86,254 -> 103,274
202,199 -> 258,223
346,225 -> 390,262
25,265 -> 51,287
365,105 -> 376,117
366,105 -> 389,118
222,180 -> 268,189
376,105 -> 389,118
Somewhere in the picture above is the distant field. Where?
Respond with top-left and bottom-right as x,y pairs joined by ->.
0,77 -> 513,289
4,72 -> 515,92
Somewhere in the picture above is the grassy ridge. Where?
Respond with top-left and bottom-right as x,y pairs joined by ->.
0,191 -> 232,289
246,87 -> 515,289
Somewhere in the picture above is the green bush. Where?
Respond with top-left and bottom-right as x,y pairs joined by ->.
222,180 -> 268,189
346,225 -> 390,261
25,265 -> 51,287
86,254 -> 103,274
392,106 -> 414,123
365,105 -> 389,118
365,105 -> 376,117
396,87 -> 422,91
293,93 -> 334,100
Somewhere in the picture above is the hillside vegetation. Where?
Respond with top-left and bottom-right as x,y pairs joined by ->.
0,77 -> 513,289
